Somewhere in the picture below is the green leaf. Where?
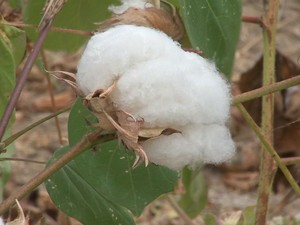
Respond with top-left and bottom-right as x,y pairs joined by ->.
237,206 -> 256,225
0,36 -> 15,122
45,99 -> 178,224
8,0 -> 23,8
0,129 -> 15,202
179,167 -> 207,218
23,0 -> 119,52
0,31 -> 17,202
1,23 -> 26,65
67,98 -> 97,146
46,145 -> 135,225
179,0 -> 242,77
204,214 -> 217,225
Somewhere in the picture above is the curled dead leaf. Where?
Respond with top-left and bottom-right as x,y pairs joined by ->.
139,127 -> 181,138
7,200 -> 28,225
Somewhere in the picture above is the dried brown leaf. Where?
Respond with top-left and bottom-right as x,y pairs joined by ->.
39,0 -> 67,30
7,200 -> 28,225
97,7 -> 184,41
139,127 -> 181,138
85,86 -> 117,131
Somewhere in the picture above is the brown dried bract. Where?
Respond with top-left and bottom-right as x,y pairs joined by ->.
39,0 -> 67,31
97,6 -> 184,41
83,84 -> 180,168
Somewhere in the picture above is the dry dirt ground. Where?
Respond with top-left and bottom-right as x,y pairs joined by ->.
2,0 -> 300,224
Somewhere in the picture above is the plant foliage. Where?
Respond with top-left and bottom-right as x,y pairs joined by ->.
45,100 -> 178,224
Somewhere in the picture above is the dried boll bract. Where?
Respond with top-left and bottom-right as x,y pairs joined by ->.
108,0 -> 153,14
77,24 -> 235,170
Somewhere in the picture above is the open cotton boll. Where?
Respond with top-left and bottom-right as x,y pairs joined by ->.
108,0 -> 153,14
142,124 -> 235,170
77,25 -> 182,95
110,54 -> 231,128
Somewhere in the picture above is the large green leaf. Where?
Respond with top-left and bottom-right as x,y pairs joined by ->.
23,0 -> 118,52
0,36 -> 15,122
0,37 -> 16,201
0,130 -> 15,202
1,23 -> 26,65
45,99 -> 178,224
179,0 -> 242,77
179,167 -> 207,218
46,145 -> 135,225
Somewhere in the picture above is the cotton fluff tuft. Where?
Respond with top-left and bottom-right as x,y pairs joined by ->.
76,24 -> 235,170
108,0 -> 153,14
77,25 -> 181,95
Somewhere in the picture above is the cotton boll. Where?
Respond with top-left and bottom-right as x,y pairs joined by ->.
110,54 -> 231,128
142,132 -> 199,170
184,124 -> 235,164
142,124 -> 235,170
0,217 -> 4,225
77,25 -> 182,95
109,0 -> 153,14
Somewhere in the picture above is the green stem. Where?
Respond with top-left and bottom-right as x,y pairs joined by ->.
232,75 -> 300,105
1,107 -> 70,149
166,195 -> 199,225
255,1 -> 280,224
237,104 -> 300,197
0,131 -> 116,214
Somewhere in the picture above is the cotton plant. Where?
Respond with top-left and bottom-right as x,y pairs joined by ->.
75,0 -> 235,170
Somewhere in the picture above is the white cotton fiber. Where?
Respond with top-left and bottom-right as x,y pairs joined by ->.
0,217 -> 4,225
142,124 -> 235,170
76,24 -> 235,170
77,25 -> 181,95
110,54 -> 230,127
109,0 -> 153,14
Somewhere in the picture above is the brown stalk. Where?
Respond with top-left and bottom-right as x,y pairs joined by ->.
254,0 -> 280,224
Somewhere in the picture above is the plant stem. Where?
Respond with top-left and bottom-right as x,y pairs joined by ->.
255,0 -> 280,223
0,157 -> 46,164
232,75 -> 300,105
0,131 -> 116,214
1,107 -> 70,149
281,156 -> 300,166
0,22 -> 92,36
242,16 -> 262,25
166,195 -> 199,225
237,104 -> 300,197
0,21 -> 53,141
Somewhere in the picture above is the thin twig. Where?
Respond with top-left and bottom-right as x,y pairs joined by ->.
232,74 -> 300,105
0,21 -> 53,141
1,107 -> 70,149
281,156 -> 300,166
0,131 -> 116,214
166,195 -> 199,225
237,104 -> 300,197
41,50 -> 64,145
242,16 -> 263,25
0,22 -> 92,36
0,157 -> 46,164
